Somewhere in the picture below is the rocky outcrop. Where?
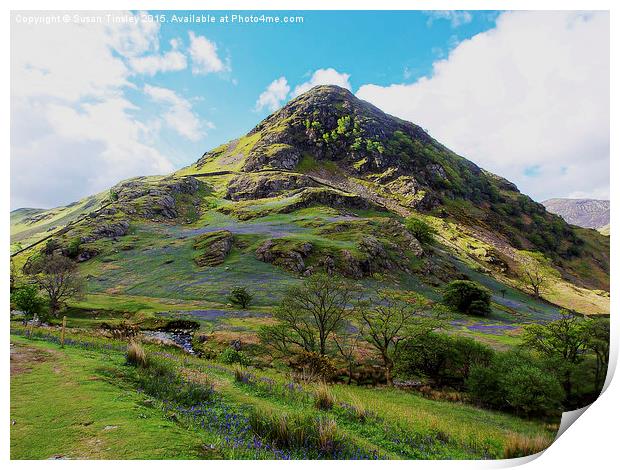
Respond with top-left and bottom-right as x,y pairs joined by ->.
225,172 -> 317,201
193,230 -> 234,267
255,239 -> 313,274
281,188 -> 377,213
90,220 -> 130,239
111,176 -> 203,220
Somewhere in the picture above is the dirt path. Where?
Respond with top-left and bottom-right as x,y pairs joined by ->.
10,342 -> 55,376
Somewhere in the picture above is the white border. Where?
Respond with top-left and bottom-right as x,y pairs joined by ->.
2,1 -> 616,469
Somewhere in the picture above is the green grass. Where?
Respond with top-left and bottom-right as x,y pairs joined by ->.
10,338 -> 209,459
10,329 -> 558,460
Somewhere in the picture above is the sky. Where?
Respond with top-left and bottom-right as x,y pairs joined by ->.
10,10 -> 609,209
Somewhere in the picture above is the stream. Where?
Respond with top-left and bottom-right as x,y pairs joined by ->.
141,330 -> 196,355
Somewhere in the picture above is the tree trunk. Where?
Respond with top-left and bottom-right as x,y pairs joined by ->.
383,355 -> 394,386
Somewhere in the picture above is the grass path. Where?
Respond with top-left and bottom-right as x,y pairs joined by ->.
10,339 -> 209,459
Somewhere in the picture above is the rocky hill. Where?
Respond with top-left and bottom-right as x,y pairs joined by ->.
542,198 -> 610,230
11,85 -> 610,315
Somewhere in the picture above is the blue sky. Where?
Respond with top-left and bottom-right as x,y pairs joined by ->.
129,11 -> 500,168
11,10 -> 609,209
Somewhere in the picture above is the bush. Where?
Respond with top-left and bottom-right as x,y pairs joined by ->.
126,341 -> 148,368
467,351 -> 564,416
220,347 -> 251,366
290,351 -> 337,382
66,237 -> 82,259
395,332 -> 494,389
228,286 -> 253,309
10,285 -> 45,321
405,216 -> 437,245
442,280 -> 492,316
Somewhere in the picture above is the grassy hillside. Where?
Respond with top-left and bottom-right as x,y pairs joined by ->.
9,84 -> 609,461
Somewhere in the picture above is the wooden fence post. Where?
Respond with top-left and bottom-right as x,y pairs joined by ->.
61,316 -> 67,348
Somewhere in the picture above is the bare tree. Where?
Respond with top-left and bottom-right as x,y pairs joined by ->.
334,324 -> 364,385
358,292 -> 444,385
25,253 -> 85,317
258,273 -> 353,357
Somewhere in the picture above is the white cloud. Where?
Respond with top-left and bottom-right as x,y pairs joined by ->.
129,39 -> 187,75
255,77 -> 290,112
11,96 -> 174,209
357,11 -> 609,201
425,11 -> 473,28
188,31 -> 229,74
292,68 -> 352,97
143,85 -> 209,141
10,12 -> 178,209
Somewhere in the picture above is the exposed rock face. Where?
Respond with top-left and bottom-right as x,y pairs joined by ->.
225,172 -> 317,201
111,176 -> 203,220
254,220 -> 423,279
281,188 -> 377,213
193,230 -> 234,266
237,86 -> 483,201
255,239 -> 313,273
90,220 -> 130,239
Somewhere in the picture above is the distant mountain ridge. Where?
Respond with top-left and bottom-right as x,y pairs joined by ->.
542,198 -> 609,230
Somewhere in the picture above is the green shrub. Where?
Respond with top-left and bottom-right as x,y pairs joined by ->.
10,285 -> 45,321
395,332 -> 494,389
228,286 -> 253,309
405,217 -> 437,245
442,280 -> 492,316
467,350 -> 564,416
66,237 -> 82,259
220,347 -> 251,366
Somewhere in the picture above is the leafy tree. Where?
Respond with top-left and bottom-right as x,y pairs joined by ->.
518,255 -> 552,298
395,332 -> 494,389
442,280 -> 492,316
24,253 -> 85,318
258,273 -> 353,357
358,292 -> 444,385
405,217 -> 437,245
228,286 -> 253,309
467,350 -> 564,416
585,318 -> 610,393
522,310 -> 591,402
10,285 -> 45,322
